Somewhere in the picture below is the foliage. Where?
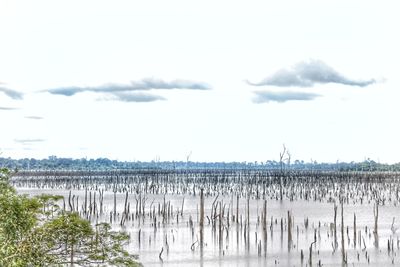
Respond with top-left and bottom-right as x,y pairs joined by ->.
2,156 -> 400,171
0,168 -> 141,267
0,167 -> 15,193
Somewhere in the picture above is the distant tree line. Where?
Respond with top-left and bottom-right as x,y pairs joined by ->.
1,156 -> 399,172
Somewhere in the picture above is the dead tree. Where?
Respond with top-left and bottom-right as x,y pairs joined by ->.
200,189 -> 204,249
373,202 -> 379,248
341,201 -> 347,265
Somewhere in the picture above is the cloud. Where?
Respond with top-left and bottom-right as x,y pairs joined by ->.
25,116 -> 44,120
14,139 -> 46,145
253,91 -> 321,103
247,60 -> 376,88
47,78 -> 211,96
110,92 -> 166,102
47,87 -> 84,96
128,78 -> 211,90
0,87 -> 24,100
0,106 -> 19,110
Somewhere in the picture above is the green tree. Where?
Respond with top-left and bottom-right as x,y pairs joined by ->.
0,168 -> 42,266
0,168 -> 140,267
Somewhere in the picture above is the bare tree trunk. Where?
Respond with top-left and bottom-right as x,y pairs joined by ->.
263,200 -> 267,257
341,201 -> 346,265
288,210 -> 292,250
236,194 -> 239,224
334,203 -> 338,248
353,213 -> 356,248
200,189 -> 204,248
373,202 -> 379,248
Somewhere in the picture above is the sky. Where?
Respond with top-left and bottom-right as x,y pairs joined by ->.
1,0 -> 400,163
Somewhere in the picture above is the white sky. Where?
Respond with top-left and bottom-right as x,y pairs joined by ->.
1,0 -> 400,163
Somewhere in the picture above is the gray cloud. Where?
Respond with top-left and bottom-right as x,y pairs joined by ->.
14,139 -> 46,145
47,87 -> 84,96
47,78 -> 211,96
247,60 -> 376,88
0,106 -> 19,110
0,87 -> 24,100
253,91 -> 321,103
111,92 -> 166,102
25,116 -> 44,120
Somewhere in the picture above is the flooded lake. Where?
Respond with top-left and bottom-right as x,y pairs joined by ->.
13,170 -> 400,266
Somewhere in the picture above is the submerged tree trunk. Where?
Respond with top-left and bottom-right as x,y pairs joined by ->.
200,189 -> 204,249
341,201 -> 346,265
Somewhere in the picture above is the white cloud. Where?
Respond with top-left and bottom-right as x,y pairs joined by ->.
247,60 -> 376,88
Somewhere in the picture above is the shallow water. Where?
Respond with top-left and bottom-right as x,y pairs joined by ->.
16,186 -> 400,267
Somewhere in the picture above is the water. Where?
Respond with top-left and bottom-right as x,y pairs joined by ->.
16,186 -> 400,267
